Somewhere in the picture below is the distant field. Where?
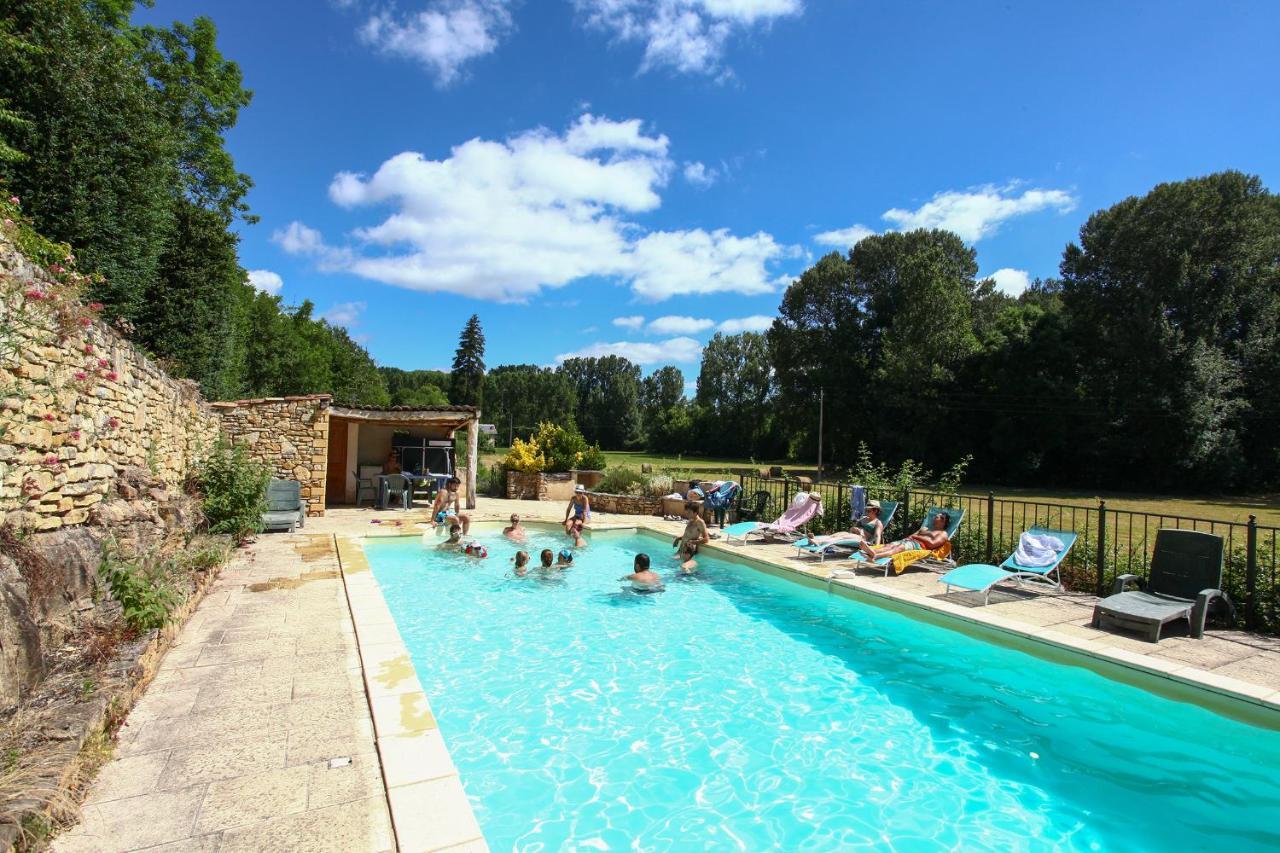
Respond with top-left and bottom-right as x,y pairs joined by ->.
481,449 -> 1280,527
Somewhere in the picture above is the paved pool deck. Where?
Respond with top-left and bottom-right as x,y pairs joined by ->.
57,498 -> 1280,852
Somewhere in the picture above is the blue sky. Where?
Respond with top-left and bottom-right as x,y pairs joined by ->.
138,0 -> 1280,382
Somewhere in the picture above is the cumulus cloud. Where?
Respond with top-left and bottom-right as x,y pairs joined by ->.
320,301 -> 366,329
358,0 -> 514,86
575,0 -> 802,76
613,315 -> 646,329
883,184 -> 1077,243
281,115 -> 789,302
683,161 -> 717,188
647,315 -> 714,334
555,336 -> 703,365
246,269 -> 283,296
813,224 -> 875,248
717,314 -> 773,333
988,267 -> 1031,296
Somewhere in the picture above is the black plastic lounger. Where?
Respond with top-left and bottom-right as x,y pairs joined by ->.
1091,528 -> 1233,642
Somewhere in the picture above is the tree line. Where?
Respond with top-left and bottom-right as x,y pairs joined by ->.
0,0 -> 389,405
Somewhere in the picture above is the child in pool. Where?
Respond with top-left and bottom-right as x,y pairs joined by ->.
568,519 -> 587,548
437,523 -> 465,551
556,548 -> 575,568
513,550 -> 530,577
621,553 -> 663,592
539,548 -> 556,570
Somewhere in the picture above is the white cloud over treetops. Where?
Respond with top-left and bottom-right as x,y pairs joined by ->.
812,224 -> 874,248
575,0 -> 803,76
555,336 -> 703,364
716,314 -> 772,333
277,114 -> 789,302
358,0 -> 515,86
882,184 -> 1077,242
246,269 -> 283,295
320,301 -> 366,328
647,315 -> 715,334
988,267 -> 1031,296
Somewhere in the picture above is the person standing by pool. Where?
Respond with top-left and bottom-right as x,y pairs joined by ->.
432,476 -> 471,534
621,553 -> 663,592
504,514 -> 527,543
564,485 -> 591,534
673,501 -> 709,572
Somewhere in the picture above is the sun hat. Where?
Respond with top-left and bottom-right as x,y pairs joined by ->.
575,485 -> 586,493
867,499 -> 881,510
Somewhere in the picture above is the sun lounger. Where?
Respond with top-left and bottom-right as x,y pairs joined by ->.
793,500 -> 899,561
1091,529 -> 1233,642
723,493 -> 823,544
828,506 -> 964,579
938,527 -> 1078,604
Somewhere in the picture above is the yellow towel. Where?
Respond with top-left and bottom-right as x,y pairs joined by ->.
890,540 -> 952,575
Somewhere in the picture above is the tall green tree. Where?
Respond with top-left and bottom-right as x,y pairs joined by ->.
558,356 -> 642,449
1059,171 -> 1280,487
483,365 -> 577,444
450,314 -> 486,408
694,333 -> 779,458
640,366 -> 691,452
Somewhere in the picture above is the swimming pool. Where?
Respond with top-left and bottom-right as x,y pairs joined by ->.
367,526 -> 1280,851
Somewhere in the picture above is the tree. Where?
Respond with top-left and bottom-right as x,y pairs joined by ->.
1059,171 -> 1280,487
558,356 -> 642,449
380,368 -> 450,406
450,314 -> 485,408
640,366 -> 691,452
483,365 -> 577,444
694,333 -> 779,458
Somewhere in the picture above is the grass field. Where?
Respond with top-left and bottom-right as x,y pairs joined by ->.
481,449 -> 1280,527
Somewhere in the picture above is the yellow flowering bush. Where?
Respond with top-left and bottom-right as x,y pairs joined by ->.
504,436 -> 547,473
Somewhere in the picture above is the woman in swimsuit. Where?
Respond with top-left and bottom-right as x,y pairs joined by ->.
564,486 -> 591,534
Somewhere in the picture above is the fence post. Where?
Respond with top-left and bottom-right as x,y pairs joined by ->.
986,491 -> 995,564
1095,500 -> 1107,597
1246,514 -> 1258,630
900,488 -> 910,535
783,479 -> 791,510
836,482 -> 845,517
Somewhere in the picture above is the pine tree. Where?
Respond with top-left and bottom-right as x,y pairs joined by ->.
450,314 -> 486,408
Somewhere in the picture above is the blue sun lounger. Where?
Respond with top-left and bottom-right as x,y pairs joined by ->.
793,500 -> 899,561
938,527 -> 1078,605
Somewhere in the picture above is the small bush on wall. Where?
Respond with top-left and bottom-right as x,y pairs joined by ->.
198,435 -> 270,541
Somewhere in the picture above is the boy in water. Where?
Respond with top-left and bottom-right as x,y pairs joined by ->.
513,550 -> 530,577
673,501 -> 709,573
621,553 -> 663,592
556,548 -> 575,568
539,548 -> 556,570
568,519 -> 587,548
503,514 -> 527,543
437,523 -> 465,551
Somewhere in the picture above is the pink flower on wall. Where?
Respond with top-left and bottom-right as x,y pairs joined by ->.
107,416 -> 120,430
105,371 -> 119,381
74,370 -> 88,381
8,196 -> 18,205
42,413 -> 54,422
42,454 -> 59,466
23,289 -> 45,301
83,344 -> 95,355
88,302 -> 104,312
70,430 -> 81,441
97,358 -> 109,369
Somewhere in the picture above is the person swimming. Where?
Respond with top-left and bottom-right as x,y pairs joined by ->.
437,523 -> 465,551
567,519 -> 587,548
504,514 -> 527,543
556,548 -> 575,567
620,552 -> 663,593
513,550 -> 530,577
539,548 -> 556,570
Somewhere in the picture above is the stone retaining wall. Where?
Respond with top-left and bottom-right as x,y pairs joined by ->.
585,491 -> 661,516
0,240 -> 220,531
506,471 -> 575,501
212,396 -> 330,516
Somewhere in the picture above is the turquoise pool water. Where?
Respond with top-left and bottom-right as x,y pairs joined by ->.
368,527 -> 1280,851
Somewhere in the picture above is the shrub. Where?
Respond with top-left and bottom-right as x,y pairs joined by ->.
578,442 -> 607,471
599,465 -> 647,495
100,545 -> 178,634
534,421 -> 588,473
198,435 -> 270,541
477,463 -> 506,496
504,436 -> 546,473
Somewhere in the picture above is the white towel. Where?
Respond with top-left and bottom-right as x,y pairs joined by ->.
1013,532 -> 1065,568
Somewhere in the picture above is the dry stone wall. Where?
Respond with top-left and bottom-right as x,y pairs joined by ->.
0,241 -> 220,532
213,396 -> 330,516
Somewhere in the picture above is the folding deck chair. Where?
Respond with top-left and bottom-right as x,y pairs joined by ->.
938,527 -> 1078,604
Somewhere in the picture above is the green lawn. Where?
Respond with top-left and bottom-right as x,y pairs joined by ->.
482,448 -> 1280,527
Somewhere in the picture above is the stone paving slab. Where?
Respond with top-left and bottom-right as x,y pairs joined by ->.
55,533 -> 394,853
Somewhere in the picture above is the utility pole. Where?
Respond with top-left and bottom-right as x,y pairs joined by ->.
817,387 -> 825,482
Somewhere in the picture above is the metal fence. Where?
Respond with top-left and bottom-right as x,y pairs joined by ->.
738,474 -> 1279,634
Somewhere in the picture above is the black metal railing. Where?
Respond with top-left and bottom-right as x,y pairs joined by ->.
738,474 -> 1279,634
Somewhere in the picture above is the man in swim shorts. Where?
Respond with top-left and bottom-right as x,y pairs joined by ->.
431,476 -> 471,534
859,512 -> 950,560
674,501 -> 709,572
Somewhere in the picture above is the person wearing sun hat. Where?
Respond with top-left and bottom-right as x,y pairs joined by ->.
564,484 -> 591,535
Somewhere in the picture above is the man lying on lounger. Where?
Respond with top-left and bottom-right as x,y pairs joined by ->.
858,511 -> 950,560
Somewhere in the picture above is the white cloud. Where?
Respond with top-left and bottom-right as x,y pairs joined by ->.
813,224 -> 874,248
613,315 -> 646,330
683,161 -> 717,188
988,267 -> 1031,296
882,184 -> 1077,243
555,336 -> 703,365
358,0 -> 514,86
647,315 -> 714,334
320,301 -> 366,328
717,314 -> 773,333
282,115 -> 788,302
574,0 -> 802,76
246,269 -> 283,296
